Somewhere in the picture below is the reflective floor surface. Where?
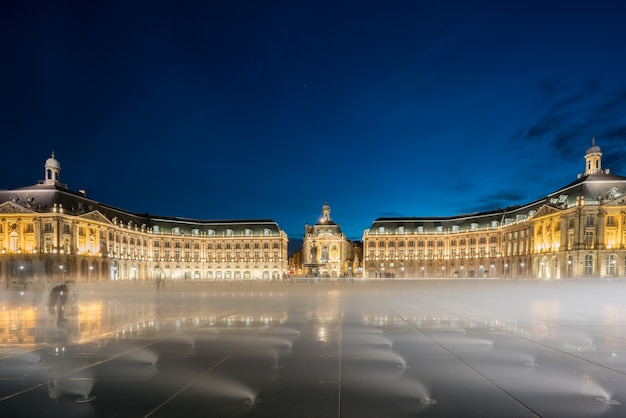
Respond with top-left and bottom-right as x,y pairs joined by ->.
2,279 -> 626,417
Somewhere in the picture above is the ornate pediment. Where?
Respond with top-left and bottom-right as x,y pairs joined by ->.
532,204 -> 561,219
0,201 -> 36,214
77,210 -> 112,224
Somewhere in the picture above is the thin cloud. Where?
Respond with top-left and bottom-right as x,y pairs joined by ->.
460,189 -> 528,214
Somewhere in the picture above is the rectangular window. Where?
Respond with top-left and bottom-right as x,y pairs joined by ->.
606,255 -> 616,275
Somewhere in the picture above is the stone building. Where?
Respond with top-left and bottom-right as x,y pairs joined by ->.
300,203 -> 361,278
363,140 -> 626,279
0,153 -> 289,286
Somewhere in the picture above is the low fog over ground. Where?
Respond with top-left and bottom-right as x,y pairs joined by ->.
1,279 -> 626,417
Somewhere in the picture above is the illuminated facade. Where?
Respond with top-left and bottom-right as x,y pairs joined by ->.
300,203 -> 362,277
363,140 -> 626,279
0,153 -> 289,285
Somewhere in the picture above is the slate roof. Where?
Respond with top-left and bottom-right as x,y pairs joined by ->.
0,183 -> 283,236
367,171 -> 626,234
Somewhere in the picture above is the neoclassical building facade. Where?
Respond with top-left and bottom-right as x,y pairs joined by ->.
299,203 -> 362,278
0,153 -> 289,286
362,140 -> 626,279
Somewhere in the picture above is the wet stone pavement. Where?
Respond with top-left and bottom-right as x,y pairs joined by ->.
2,279 -> 626,417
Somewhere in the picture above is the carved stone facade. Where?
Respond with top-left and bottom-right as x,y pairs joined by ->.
0,153 -> 289,285
363,140 -> 626,279
300,203 -> 361,278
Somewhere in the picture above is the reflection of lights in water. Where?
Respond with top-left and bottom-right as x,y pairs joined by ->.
317,327 -> 328,342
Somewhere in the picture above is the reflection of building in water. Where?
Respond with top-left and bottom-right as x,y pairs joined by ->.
363,140 -> 626,279
0,153 -> 289,284
0,289 -> 293,347
298,203 -> 362,278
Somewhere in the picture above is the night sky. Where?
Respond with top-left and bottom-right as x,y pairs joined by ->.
2,1 -> 626,240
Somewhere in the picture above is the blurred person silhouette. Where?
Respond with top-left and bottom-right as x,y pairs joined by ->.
48,281 -> 76,324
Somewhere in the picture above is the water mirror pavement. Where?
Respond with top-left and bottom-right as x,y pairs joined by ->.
2,279 -> 626,417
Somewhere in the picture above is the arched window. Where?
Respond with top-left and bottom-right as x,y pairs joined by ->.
567,255 -> 573,277
606,254 -> 616,275
584,254 -> 593,275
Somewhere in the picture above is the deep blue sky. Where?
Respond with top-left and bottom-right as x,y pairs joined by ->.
2,1 -> 626,240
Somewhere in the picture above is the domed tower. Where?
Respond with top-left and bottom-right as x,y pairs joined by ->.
321,202 -> 331,223
584,138 -> 602,176
43,151 -> 61,185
